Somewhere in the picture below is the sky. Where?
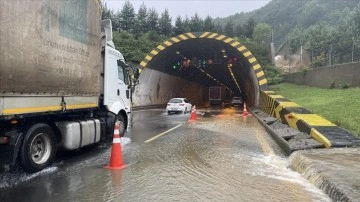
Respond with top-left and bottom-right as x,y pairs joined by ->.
103,0 -> 271,20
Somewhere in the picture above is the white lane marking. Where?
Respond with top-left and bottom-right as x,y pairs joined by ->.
144,124 -> 183,143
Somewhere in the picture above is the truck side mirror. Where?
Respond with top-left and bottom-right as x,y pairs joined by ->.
117,60 -> 127,67
133,67 -> 139,80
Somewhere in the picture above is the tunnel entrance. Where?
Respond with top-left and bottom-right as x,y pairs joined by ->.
134,32 -> 268,107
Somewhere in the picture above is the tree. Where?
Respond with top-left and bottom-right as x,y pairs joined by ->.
351,6 -> 360,44
253,23 -> 272,44
224,21 -> 234,37
183,16 -> 191,33
214,23 -> 223,34
174,16 -> 185,35
331,12 -> 354,64
203,16 -> 215,32
305,23 -> 332,66
243,18 -> 257,39
101,3 -> 113,21
159,9 -> 172,36
119,0 -> 135,32
147,8 -> 159,32
112,31 -> 167,63
190,13 -> 203,32
288,27 -> 305,54
136,3 -> 148,34
243,38 -> 271,67
234,24 -> 244,39
113,10 -> 121,32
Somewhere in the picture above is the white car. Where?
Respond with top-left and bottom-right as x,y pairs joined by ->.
231,97 -> 243,106
166,98 -> 192,114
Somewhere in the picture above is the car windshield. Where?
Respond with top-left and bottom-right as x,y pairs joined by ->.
169,99 -> 183,103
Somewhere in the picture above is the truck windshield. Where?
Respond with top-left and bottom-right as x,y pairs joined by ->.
117,61 -> 129,85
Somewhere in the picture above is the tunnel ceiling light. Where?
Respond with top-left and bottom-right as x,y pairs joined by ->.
227,64 -> 241,94
193,64 -> 233,94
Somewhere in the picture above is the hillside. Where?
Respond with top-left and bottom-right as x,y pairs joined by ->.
215,0 -> 359,49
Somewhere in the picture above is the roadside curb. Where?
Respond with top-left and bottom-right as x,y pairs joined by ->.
259,90 -> 360,148
251,108 -> 292,155
251,107 -> 360,201
251,107 -> 324,154
132,105 -> 166,111
289,151 -> 356,202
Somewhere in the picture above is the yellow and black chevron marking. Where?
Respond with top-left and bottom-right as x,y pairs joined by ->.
139,32 -> 268,90
259,90 -> 360,148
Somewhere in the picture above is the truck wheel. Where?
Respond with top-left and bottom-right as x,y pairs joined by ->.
116,115 -> 126,137
20,124 -> 57,173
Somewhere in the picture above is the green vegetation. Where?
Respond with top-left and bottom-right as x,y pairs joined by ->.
269,83 -> 360,137
216,0 -> 360,66
101,0 -> 278,82
101,1 -> 360,82
262,65 -> 283,85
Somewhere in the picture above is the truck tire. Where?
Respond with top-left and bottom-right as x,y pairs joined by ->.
20,123 -> 57,173
116,115 -> 126,137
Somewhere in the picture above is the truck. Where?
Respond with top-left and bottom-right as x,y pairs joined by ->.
0,1 -> 137,172
209,86 -> 225,105
209,86 -> 233,105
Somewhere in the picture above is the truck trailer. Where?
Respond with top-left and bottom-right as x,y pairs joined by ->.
208,86 -> 233,105
208,86 -> 226,105
0,1 -> 136,172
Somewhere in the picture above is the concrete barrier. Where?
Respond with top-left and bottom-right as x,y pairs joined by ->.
284,62 -> 360,88
259,90 -> 360,148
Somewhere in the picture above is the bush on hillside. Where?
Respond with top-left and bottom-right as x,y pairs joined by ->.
264,65 -> 284,85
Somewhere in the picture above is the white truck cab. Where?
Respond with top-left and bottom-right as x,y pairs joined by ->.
101,20 -> 133,135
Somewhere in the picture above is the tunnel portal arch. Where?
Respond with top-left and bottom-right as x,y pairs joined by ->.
137,32 -> 269,107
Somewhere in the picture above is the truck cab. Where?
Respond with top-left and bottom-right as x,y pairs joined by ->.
101,20 -> 132,135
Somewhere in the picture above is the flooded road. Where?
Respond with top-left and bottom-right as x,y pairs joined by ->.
0,107 -> 331,201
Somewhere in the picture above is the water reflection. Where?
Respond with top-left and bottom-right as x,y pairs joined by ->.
0,109 -> 331,202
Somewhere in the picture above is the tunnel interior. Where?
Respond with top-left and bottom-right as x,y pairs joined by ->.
133,32 -> 267,108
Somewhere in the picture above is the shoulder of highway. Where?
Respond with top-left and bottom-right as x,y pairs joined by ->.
252,107 -> 360,202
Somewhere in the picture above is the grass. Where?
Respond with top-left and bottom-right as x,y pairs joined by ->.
269,83 -> 360,137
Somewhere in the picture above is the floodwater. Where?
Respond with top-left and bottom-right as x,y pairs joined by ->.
0,107 -> 331,202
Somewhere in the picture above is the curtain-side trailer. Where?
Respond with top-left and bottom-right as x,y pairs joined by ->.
0,0 -> 137,172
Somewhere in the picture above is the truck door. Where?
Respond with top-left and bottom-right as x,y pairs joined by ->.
116,59 -> 131,109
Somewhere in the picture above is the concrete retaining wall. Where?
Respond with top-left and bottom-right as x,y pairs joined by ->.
133,68 -> 208,107
284,62 -> 360,88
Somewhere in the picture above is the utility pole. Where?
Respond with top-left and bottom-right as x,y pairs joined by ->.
270,29 -> 275,64
352,37 -> 354,63
329,44 -> 332,66
300,46 -> 303,65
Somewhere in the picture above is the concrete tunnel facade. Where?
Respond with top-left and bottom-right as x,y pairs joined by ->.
133,32 -> 268,107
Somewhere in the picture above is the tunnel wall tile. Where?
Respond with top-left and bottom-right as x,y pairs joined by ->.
259,90 -> 360,148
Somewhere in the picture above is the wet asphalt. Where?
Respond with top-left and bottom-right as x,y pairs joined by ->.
0,107 -> 332,202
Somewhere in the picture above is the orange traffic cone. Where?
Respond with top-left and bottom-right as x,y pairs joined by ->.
190,105 -> 197,121
105,123 -> 127,170
242,102 -> 248,116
